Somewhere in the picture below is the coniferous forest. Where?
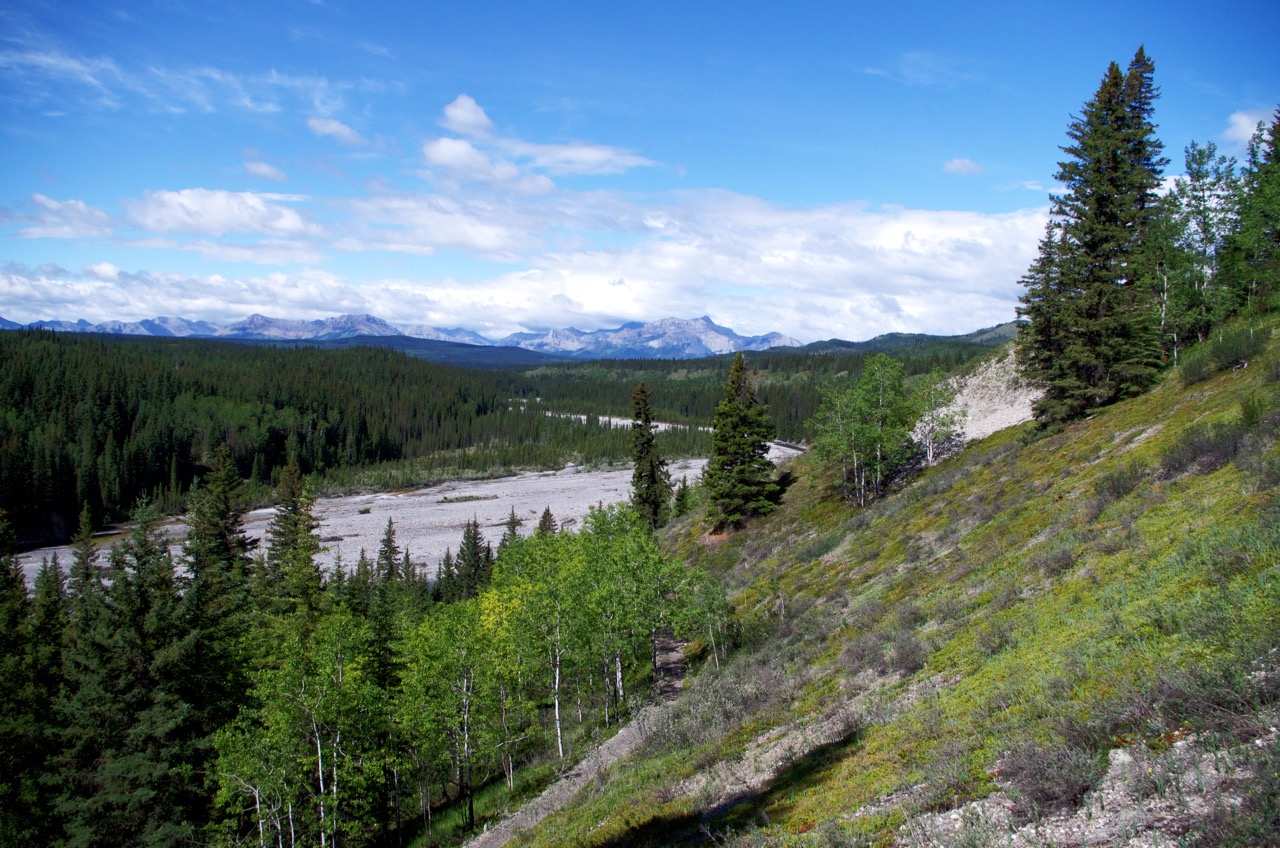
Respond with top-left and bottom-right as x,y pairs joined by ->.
0,449 -> 725,846
2,45 -> 1278,848
0,329 -> 989,547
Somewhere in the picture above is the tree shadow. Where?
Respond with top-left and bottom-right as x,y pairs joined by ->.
594,730 -> 863,846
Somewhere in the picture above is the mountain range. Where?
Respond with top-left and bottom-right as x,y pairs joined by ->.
2,313 -> 800,360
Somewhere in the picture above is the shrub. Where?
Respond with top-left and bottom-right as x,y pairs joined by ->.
1027,533 -> 1080,576
1182,325 -> 1269,386
1000,741 -> 1105,823
887,631 -> 926,675
839,631 -> 889,674
1160,421 -> 1246,477
1093,461 -> 1145,504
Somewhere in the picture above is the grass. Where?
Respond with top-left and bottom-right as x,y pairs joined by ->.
486,321 -> 1280,848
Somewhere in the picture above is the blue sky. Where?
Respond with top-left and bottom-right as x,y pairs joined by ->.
1,0 -> 1276,343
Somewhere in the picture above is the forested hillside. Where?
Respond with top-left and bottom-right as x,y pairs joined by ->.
0,326 -> 993,547
0,332 -> 710,545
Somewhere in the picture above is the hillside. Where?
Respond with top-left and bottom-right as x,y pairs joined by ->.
490,326 -> 1280,847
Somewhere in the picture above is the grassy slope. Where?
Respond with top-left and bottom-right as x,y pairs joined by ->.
510,323 -> 1280,847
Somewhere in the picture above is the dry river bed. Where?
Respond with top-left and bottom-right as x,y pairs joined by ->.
17,454 -> 764,582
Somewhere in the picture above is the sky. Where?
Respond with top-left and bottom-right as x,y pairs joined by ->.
1,1 -> 1276,343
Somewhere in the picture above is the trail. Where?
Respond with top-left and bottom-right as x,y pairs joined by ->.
463,633 -> 686,848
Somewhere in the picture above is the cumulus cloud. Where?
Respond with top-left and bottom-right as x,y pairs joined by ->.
307,116 -> 365,145
426,95 -> 655,187
1224,108 -> 1272,150
245,160 -> 287,181
943,158 -> 983,175
0,263 -> 361,325
439,94 -> 494,137
16,194 -> 113,238
122,188 -> 320,238
339,193 -> 542,257
422,138 -> 555,193
85,261 -> 120,279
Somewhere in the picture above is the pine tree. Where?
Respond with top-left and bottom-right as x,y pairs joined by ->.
1018,47 -> 1167,424
57,501 -> 204,846
456,517 -> 493,600
181,446 -> 255,737
0,509 -> 38,843
537,506 -> 558,536
376,517 -> 401,582
499,506 -> 523,552
263,460 -> 322,623
630,382 -> 672,529
704,353 -> 777,528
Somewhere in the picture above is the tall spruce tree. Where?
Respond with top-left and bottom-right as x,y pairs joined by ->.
630,382 -> 672,529
1018,47 -> 1167,423
704,352 -> 777,528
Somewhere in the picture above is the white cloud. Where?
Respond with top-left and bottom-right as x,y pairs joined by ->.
85,261 -> 120,279
421,138 -> 556,194
245,160 -> 287,181
428,95 -> 655,182
440,94 -> 494,137
340,193 -> 542,257
1224,109 -> 1272,150
943,158 -> 983,175
17,194 -> 113,238
502,139 -> 656,176
122,188 -> 320,238
307,116 -> 365,145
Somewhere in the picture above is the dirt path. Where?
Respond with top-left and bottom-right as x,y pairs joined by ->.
464,634 -> 686,848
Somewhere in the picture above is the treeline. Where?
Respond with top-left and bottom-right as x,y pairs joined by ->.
522,340 -> 990,442
0,452 -> 724,846
1018,48 -> 1280,424
0,332 -> 708,544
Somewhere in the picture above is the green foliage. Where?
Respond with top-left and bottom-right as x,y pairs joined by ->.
630,382 -> 672,529
704,353 -> 778,529
1018,48 -> 1167,424
810,353 -> 916,505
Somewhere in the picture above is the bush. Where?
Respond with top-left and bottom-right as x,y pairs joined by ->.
1093,461 -> 1145,504
1000,741 -> 1105,823
1181,325 -> 1269,386
1160,421 -> 1246,477
887,631 -> 926,675
1027,533 -> 1081,576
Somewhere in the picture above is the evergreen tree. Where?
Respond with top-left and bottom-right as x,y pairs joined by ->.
0,510 -> 39,844
499,506 -> 523,552
376,517 -> 401,582
435,548 -> 458,602
629,382 -> 672,529
1018,47 -> 1168,424
704,353 -> 777,528
262,460 -> 323,624
536,506 -> 558,536
180,446 -> 255,739
671,476 -> 692,518
456,517 -> 493,600
57,501 -> 203,846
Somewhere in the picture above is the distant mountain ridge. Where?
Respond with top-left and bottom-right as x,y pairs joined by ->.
4,312 -> 803,360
